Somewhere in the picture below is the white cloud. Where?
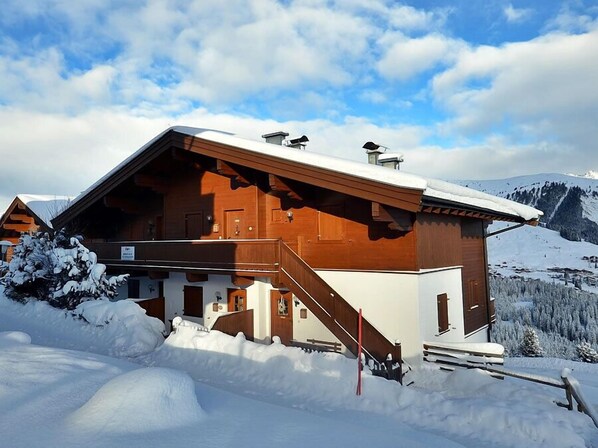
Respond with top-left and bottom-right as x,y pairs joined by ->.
431,29 -> 598,157
377,33 -> 466,81
503,4 -> 533,23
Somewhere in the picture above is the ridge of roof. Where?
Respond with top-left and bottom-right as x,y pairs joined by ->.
58,125 -> 542,224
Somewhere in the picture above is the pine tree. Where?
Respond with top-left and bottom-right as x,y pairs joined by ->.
520,326 -> 543,357
576,342 -> 598,363
2,232 -> 54,302
2,230 -> 128,309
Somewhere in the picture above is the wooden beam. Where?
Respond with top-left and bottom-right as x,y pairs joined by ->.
231,274 -> 254,287
371,202 -> 413,231
103,196 -> 141,214
268,174 -> 303,201
2,223 -> 34,232
9,214 -> 34,224
216,160 -> 252,186
149,271 -> 169,280
186,272 -> 208,282
134,174 -> 169,194
171,148 -> 203,170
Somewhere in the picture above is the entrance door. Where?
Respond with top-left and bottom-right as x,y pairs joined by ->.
227,288 -> 247,312
225,209 -> 245,239
270,290 -> 293,345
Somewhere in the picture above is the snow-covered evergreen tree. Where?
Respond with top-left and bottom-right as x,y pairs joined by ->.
2,232 -> 54,302
2,230 -> 128,309
576,342 -> 598,363
520,326 -> 543,357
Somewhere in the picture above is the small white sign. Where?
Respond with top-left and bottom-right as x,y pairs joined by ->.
121,246 -> 135,261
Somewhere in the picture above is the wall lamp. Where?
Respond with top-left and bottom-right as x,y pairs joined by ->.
215,291 -> 223,301
286,210 -> 294,222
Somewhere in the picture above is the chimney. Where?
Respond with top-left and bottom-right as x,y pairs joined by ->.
378,153 -> 404,170
262,131 -> 289,145
363,141 -> 386,165
286,135 -> 309,150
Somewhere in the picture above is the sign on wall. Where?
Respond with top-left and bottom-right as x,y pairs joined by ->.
120,246 -> 135,261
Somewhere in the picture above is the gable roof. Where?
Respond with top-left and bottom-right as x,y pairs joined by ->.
0,195 -> 72,238
53,126 -> 542,228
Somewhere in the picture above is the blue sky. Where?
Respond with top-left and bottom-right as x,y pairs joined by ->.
1,0 -> 597,211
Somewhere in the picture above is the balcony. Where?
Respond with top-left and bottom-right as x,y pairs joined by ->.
85,239 -> 280,276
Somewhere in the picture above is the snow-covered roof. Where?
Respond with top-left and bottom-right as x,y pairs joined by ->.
66,126 -> 542,223
16,194 -> 72,228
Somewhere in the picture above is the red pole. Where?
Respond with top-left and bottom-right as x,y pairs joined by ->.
356,308 -> 363,396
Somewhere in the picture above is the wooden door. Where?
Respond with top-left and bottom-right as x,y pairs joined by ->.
185,212 -> 203,239
225,209 -> 245,239
227,288 -> 247,312
270,290 -> 293,345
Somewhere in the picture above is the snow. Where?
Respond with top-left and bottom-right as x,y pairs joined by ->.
62,126 -> 541,224
68,367 -> 205,433
0,291 -> 164,357
487,221 -> 598,293
1,291 -> 597,447
16,194 -> 72,227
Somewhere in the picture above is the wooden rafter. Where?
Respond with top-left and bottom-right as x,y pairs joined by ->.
186,272 -> 208,282
231,274 -> 254,287
9,214 -> 34,224
216,160 -> 252,186
268,174 -> 303,201
2,223 -> 33,232
134,174 -> 169,194
371,202 -> 413,231
171,148 -> 203,170
103,196 -> 141,214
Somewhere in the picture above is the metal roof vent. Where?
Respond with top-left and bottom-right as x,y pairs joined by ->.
262,131 -> 289,145
378,153 -> 404,170
285,135 -> 309,150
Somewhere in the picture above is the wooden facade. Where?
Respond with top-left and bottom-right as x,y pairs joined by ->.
53,127 -> 540,364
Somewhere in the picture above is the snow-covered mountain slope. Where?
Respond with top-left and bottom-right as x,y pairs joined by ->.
458,173 -> 598,244
453,173 -> 598,291
487,222 -> 598,293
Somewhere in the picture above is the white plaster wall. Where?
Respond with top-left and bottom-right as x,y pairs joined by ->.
114,277 -> 161,300
290,296 -> 344,351
417,268 -> 469,349
315,270 -> 421,360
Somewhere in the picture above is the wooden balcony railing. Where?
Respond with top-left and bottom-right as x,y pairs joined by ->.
85,239 -> 280,276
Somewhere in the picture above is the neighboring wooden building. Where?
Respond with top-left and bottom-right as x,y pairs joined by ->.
0,195 -> 71,261
52,127 -> 541,363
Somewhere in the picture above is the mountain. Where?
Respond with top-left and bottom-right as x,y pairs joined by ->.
454,173 -> 598,294
458,173 -> 598,244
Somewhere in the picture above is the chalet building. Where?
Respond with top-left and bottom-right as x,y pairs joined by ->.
0,195 -> 71,262
52,127 -> 542,365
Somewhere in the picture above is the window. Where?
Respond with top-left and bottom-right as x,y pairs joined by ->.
437,293 -> 449,333
227,288 -> 246,312
318,204 -> 345,241
184,285 -> 204,318
128,279 -> 140,299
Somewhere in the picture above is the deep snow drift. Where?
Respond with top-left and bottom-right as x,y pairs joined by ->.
0,294 -> 597,448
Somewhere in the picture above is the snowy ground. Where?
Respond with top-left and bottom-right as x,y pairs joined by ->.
1,294 -> 597,448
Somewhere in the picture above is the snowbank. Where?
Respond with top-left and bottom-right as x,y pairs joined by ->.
0,292 -> 164,358
69,367 -> 205,433
74,299 -> 165,357
144,322 -> 597,448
